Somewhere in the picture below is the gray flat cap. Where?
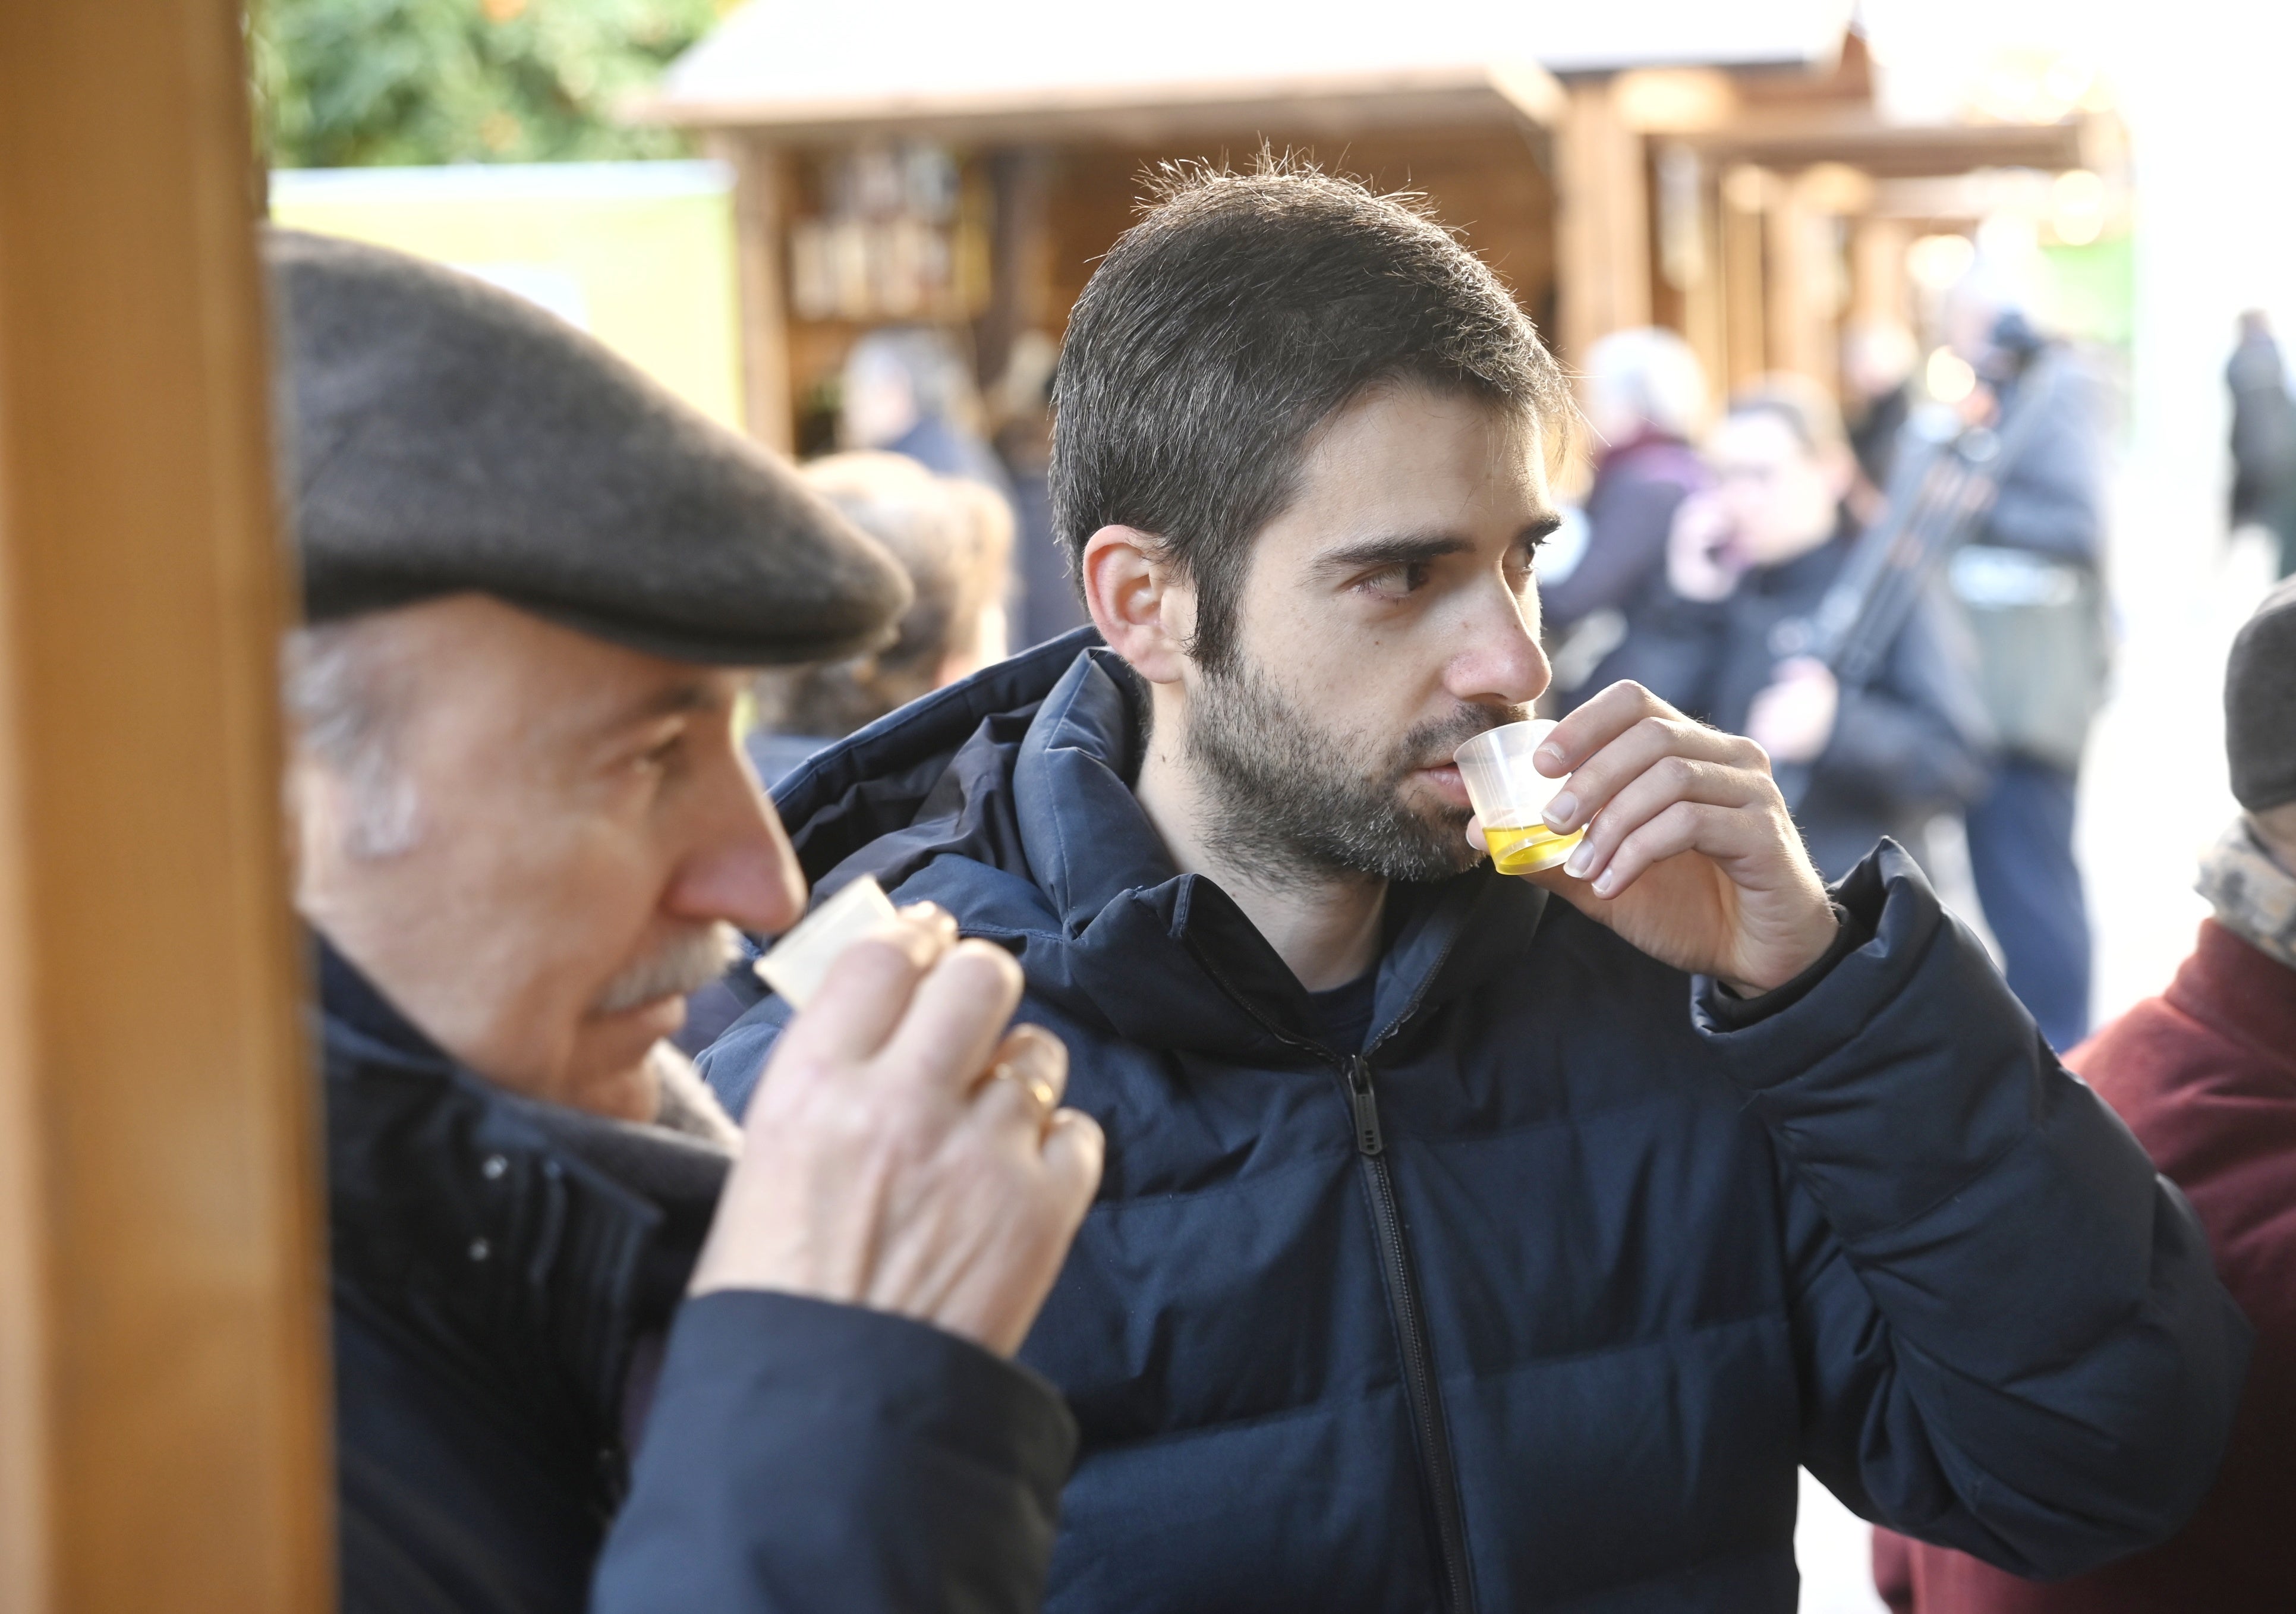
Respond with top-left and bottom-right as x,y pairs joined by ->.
2228,575 -> 2296,812
264,228 -> 909,664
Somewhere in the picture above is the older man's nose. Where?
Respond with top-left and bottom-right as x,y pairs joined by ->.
664,766 -> 809,938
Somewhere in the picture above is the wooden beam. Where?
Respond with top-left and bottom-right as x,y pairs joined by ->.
713,134 -> 797,454
0,5 -> 330,1612
1556,77 -> 1652,370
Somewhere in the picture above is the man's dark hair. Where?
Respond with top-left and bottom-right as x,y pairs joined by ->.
1051,159 -> 1572,671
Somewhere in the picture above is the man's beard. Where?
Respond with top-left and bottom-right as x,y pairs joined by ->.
1183,653 -> 1518,889
594,921 -> 741,1015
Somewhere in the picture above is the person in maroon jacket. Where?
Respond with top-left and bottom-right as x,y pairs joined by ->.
1875,575 -> 2296,1612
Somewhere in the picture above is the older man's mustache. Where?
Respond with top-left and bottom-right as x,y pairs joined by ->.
593,923 -> 741,1016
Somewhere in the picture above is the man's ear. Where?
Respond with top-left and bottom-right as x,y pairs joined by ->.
1081,526 -> 1192,685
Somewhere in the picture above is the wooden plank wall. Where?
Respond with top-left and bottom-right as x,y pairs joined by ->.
0,4 -> 332,1611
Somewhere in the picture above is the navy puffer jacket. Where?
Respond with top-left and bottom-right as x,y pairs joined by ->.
702,630 -> 2248,1613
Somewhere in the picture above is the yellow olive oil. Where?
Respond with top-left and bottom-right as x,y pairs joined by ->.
1482,817 -> 1583,876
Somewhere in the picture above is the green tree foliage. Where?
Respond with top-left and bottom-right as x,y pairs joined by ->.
254,0 -> 731,168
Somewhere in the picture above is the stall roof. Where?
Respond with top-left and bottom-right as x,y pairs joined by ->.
1687,110 -> 2088,179
638,0 -> 1857,137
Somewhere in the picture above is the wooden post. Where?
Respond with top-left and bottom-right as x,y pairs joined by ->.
0,5 -> 331,1612
714,134 -> 797,454
975,147 -> 1054,395
1851,216 -> 1913,330
1764,180 -> 1819,380
1556,77 -> 1652,369
1719,165 -> 1770,392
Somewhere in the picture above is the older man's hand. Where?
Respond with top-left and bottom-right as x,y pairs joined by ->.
689,905 -> 1103,1357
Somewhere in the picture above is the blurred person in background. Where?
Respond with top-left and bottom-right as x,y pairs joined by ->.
747,451 -> 1015,788
679,450 -> 1019,1055
1875,576 -> 2296,1614
2226,309 -> 2296,580
1538,325 -> 1710,634
1841,319 -> 1920,517
992,329 -> 1094,648
1944,282 -> 2112,1052
695,168 -> 2245,1614
842,323 -> 1015,499
1582,376 -> 1992,879
270,232 -> 1099,1614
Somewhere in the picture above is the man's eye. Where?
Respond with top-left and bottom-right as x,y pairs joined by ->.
1360,562 -> 1429,599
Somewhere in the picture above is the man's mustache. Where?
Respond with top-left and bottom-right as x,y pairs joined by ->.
1397,703 -> 1525,778
593,923 -> 741,1015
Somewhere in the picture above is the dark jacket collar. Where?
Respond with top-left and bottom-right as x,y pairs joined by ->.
318,935 -> 730,1474
771,633 -> 1550,1068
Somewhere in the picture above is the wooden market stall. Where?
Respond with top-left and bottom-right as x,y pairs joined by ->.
640,2 -> 2105,456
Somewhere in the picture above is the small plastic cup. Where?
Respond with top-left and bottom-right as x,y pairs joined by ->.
1453,719 -> 1585,876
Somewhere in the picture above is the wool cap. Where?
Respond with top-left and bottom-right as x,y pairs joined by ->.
2227,574 -> 2296,811
264,228 -> 909,665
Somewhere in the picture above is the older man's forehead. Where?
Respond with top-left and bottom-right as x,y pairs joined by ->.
544,659 -> 746,744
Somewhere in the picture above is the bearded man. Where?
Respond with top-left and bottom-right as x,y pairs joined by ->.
698,169 -> 2247,1613
268,231 -> 1101,1614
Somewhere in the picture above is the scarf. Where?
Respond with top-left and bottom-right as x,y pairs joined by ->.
2196,819 -> 2296,970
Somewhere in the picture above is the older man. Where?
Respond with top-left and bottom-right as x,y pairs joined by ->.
266,229 -> 1101,1613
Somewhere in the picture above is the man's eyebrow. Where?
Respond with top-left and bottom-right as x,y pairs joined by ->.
596,677 -> 726,734
1312,532 -> 1474,579
1312,514 -> 1566,579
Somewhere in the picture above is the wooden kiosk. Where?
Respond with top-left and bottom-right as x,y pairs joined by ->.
639,4 -> 2101,454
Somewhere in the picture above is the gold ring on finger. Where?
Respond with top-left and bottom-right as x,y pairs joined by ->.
991,1061 -> 1058,1114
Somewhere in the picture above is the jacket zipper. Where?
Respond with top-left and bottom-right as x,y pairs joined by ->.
1346,1052 -> 1474,1614
1182,911 -> 1486,1613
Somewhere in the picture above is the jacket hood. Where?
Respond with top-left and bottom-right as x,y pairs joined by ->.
764,627 -> 1550,1065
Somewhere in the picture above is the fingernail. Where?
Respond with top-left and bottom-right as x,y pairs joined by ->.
1592,869 -> 1617,896
1535,744 -> 1567,774
1544,791 -> 1578,828
1565,841 -> 1596,877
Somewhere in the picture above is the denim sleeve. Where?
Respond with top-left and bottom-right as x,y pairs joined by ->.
1693,844 -> 2251,1578
591,1292 -> 1076,1614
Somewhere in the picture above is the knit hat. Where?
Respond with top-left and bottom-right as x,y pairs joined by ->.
2227,575 -> 2296,811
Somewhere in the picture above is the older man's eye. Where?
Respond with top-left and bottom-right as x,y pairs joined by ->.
634,732 -> 685,774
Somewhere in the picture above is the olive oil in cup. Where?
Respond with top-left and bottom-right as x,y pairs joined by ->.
1453,719 -> 1584,876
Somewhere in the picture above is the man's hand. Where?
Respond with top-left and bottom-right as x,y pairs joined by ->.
690,904 -> 1104,1357
1664,493 -> 1744,603
1744,656 -> 1840,765
1469,682 -> 1837,995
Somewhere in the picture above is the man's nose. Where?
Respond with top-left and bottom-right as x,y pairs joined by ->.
662,748 -> 808,938
1447,581 -> 1552,708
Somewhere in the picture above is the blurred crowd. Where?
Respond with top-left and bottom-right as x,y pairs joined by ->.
790,287 -> 2122,1055
1533,291 -> 2112,1053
